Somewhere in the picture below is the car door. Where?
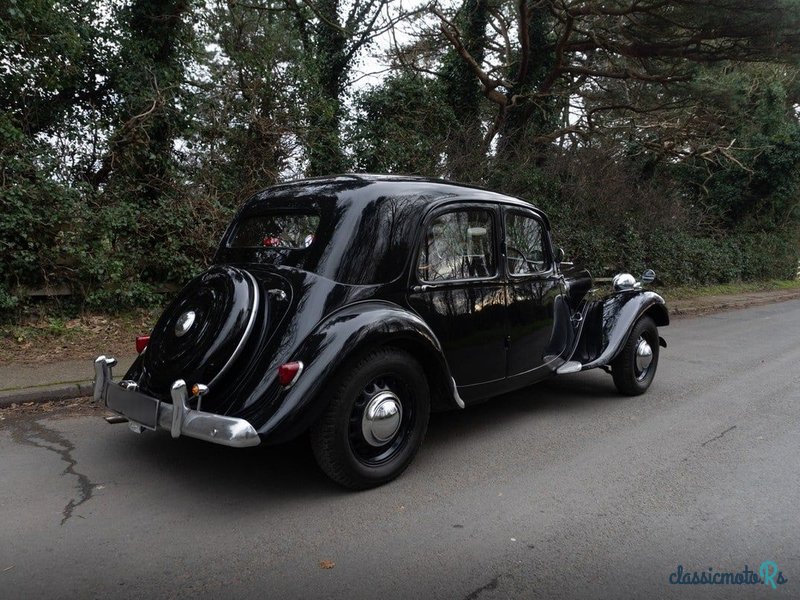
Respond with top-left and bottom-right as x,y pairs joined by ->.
407,204 -> 507,390
503,206 -> 565,380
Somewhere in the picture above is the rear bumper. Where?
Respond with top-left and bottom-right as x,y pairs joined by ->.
93,355 -> 261,448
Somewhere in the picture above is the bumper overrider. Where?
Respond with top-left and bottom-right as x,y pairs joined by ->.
93,356 -> 260,448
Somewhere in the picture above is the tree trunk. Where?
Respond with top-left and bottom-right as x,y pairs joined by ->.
494,4 -> 557,168
441,0 -> 489,183
96,0 -> 192,197
307,0 -> 348,176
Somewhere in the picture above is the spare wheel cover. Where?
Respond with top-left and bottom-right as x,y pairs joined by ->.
141,265 -> 261,394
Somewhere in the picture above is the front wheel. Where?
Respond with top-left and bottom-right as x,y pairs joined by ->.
611,315 -> 660,396
310,347 -> 430,489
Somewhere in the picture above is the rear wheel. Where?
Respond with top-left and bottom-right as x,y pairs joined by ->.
310,347 -> 430,489
611,315 -> 659,396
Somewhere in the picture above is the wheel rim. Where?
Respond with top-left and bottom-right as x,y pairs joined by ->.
349,375 -> 414,466
634,336 -> 654,381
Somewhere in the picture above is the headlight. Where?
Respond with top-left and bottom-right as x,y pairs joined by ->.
613,273 -> 636,291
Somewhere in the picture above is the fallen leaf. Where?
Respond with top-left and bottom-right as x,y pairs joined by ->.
320,560 -> 335,570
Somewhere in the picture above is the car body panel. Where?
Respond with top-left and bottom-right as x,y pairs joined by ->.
587,290 -> 668,369
108,174 -> 667,446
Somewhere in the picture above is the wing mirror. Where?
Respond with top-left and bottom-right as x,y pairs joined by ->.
641,269 -> 656,284
555,247 -> 565,263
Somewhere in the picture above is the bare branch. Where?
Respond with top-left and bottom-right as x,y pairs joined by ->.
433,5 -> 510,105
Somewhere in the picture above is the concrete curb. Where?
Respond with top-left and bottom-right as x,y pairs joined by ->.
0,381 -> 94,408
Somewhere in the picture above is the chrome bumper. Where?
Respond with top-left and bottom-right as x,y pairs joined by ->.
93,355 -> 260,448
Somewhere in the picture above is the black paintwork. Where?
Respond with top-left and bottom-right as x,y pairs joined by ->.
137,265 -> 260,401
123,174 -> 669,443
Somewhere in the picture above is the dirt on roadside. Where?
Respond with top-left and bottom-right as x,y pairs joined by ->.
0,397 -> 104,424
668,289 -> 800,318
0,310 -> 160,367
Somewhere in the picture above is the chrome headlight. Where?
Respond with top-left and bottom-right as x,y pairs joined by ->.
612,273 -> 636,291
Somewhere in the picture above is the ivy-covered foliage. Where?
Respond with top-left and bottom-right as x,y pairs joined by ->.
1,0 -> 799,319
352,74 -> 457,174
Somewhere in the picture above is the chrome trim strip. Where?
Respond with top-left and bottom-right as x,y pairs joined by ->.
457,375 -> 507,388
506,353 -> 564,379
207,270 -> 260,390
93,356 -> 108,403
450,377 -> 465,409
283,361 -> 304,389
93,355 -> 117,404
170,380 -> 188,438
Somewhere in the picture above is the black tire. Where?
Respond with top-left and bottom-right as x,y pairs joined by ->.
310,347 -> 430,490
611,315 -> 659,396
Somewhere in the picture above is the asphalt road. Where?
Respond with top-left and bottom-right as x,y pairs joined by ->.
1,301 -> 799,599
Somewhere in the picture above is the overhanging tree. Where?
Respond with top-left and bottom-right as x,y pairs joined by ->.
433,0 -> 800,166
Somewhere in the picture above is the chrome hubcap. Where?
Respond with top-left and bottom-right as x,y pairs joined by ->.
635,337 -> 653,379
361,391 -> 402,447
174,310 -> 196,337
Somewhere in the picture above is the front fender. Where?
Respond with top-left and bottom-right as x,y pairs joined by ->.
580,291 -> 668,371
257,300 -> 458,443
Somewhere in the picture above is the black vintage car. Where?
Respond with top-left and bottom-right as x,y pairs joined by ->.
94,174 -> 668,488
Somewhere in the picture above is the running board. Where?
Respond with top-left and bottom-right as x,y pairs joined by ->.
556,361 -> 582,375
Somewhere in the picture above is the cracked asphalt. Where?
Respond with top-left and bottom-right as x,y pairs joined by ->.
1,301 -> 799,599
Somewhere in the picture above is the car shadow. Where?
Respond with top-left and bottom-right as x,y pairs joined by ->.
424,370 -> 622,453
107,369 -> 625,504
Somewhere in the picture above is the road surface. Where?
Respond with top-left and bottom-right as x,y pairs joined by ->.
1,301 -> 798,599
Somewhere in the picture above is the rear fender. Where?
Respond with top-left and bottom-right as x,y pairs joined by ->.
579,291 -> 668,371
258,301 -> 459,443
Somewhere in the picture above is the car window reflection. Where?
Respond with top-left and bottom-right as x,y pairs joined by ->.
418,209 -> 496,282
506,211 -> 547,275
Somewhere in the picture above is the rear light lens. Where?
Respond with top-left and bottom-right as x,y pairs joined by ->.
277,361 -> 303,387
135,335 -> 150,353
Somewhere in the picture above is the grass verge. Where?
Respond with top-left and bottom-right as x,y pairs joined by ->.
1,307 -> 162,366
3,279 -> 799,365
654,279 -> 800,301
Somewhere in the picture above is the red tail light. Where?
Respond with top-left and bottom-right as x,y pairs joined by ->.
278,361 -> 303,387
135,335 -> 150,353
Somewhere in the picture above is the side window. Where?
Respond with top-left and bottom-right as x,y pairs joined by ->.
418,209 -> 496,282
505,211 -> 547,275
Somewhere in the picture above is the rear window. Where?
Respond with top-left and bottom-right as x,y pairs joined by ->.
217,184 -> 425,284
229,213 -> 320,249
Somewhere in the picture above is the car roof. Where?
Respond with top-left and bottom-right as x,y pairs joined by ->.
250,173 -> 550,227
